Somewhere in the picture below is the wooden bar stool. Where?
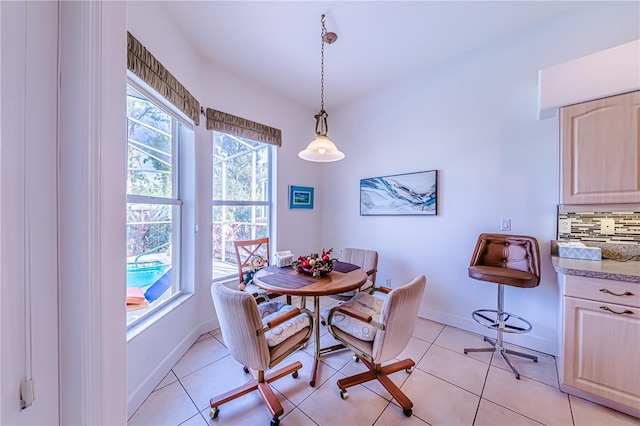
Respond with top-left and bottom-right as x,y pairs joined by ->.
463,233 -> 541,379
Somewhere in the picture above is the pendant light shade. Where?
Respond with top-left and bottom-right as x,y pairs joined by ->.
298,108 -> 345,162
299,135 -> 345,162
299,15 -> 345,163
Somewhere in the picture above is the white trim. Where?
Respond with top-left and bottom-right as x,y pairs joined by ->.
2,1 -> 61,423
420,308 -> 557,356
125,83 -> 195,329
58,1 -> 126,424
126,293 -> 194,341
0,1 -> 3,415
128,72 -> 195,129
127,195 -> 183,205
126,315 -> 216,418
538,39 -> 640,119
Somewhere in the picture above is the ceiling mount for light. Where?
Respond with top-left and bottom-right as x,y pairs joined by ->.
298,14 -> 345,163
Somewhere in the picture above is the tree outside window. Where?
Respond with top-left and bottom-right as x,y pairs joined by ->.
212,132 -> 271,279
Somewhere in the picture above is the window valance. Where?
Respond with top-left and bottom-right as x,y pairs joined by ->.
205,108 -> 282,147
127,32 -> 201,126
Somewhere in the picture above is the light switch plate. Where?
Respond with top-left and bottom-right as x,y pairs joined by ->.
500,218 -> 511,231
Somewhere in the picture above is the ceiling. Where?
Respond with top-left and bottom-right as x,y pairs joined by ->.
161,1 -> 587,110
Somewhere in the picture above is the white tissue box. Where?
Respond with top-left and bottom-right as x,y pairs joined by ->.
275,250 -> 294,268
558,242 -> 602,261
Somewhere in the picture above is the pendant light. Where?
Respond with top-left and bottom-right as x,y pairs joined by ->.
298,15 -> 345,162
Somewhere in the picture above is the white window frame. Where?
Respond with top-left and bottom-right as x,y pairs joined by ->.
211,131 -> 273,282
125,76 -> 194,330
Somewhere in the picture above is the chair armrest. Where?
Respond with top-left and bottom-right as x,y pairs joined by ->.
327,305 -> 385,331
367,285 -> 391,295
257,307 -> 313,335
365,268 -> 377,277
266,307 -> 302,328
333,305 -> 372,323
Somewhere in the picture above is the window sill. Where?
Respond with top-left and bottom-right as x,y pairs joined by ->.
126,292 -> 194,342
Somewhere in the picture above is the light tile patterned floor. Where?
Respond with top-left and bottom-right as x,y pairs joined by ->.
128,296 -> 639,426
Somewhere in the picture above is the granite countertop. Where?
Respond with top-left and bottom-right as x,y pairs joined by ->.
551,255 -> 640,283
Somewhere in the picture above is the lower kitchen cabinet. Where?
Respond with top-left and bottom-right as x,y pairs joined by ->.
558,274 -> 640,418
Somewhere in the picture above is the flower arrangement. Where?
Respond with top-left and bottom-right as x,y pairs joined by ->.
293,248 -> 337,279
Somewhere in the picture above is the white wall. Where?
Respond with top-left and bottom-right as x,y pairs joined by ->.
125,3 -> 211,415
538,39 -> 640,119
1,1 -> 128,424
2,0 -> 637,422
123,1 -> 640,414
3,1 -> 628,421
125,2 -> 325,416
57,2 -> 128,424
1,2 -> 60,423
322,1 -> 640,355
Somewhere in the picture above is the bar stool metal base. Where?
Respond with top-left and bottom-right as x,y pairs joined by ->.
463,284 -> 538,379
470,309 -> 532,334
464,336 -> 537,379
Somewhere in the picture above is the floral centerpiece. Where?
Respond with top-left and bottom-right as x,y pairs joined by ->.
293,248 -> 337,279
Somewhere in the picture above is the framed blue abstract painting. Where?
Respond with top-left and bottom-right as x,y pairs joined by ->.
360,170 -> 437,216
289,185 -> 314,209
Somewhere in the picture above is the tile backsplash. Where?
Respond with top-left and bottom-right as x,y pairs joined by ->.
557,211 -> 640,244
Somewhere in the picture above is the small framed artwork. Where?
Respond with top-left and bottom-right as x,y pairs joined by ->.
360,170 -> 437,216
289,185 -> 314,209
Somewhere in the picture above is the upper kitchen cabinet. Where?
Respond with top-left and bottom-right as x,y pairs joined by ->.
560,90 -> 640,205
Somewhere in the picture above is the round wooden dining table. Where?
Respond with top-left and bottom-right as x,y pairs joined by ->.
253,264 -> 367,386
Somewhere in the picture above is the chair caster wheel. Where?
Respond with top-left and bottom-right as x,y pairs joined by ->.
403,408 -> 412,417
340,389 -> 348,400
321,320 -> 326,326
405,366 -> 414,374
292,370 -> 299,379
353,355 -> 359,362
243,366 -> 249,374
210,408 -> 219,419
270,418 -> 280,426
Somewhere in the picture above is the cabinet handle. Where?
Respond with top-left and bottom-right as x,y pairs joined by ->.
599,306 -> 634,315
599,288 -> 634,297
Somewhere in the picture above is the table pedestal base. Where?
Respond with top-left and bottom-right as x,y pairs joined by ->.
309,297 -> 349,386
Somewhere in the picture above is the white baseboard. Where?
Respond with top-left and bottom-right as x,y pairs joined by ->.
419,307 -> 557,356
126,318 -> 220,419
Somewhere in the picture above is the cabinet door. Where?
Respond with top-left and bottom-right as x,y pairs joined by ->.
563,296 -> 640,412
560,91 -> 640,204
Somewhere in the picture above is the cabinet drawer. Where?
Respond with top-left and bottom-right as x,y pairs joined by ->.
565,275 -> 640,308
563,296 -> 640,413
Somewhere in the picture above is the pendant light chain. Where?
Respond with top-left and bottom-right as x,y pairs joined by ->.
298,14 -> 344,162
320,15 -> 326,112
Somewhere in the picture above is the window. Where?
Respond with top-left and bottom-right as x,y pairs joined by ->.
126,83 -> 186,326
212,132 -> 272,280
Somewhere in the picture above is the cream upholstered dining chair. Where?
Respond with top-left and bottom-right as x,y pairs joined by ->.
319,247 -> 379,326
326,275 -> 426,417
210,284 -> 313,426
329,248 -> 378,301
